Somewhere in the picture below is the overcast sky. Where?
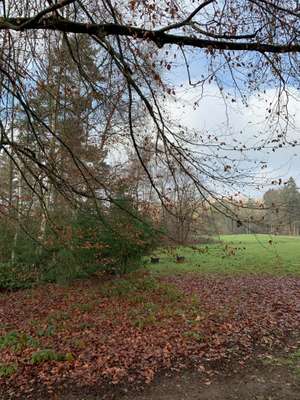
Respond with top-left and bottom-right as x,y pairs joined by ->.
166,70 -> 300,198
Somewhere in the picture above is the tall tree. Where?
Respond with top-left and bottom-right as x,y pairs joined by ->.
0,0 -> 300,229
281,177 -> 300,235
263,179 -> 300,235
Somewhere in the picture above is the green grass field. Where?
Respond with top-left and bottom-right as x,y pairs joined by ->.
149,234 -> 300,276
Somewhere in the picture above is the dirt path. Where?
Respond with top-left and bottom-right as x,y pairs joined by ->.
62,356 -> 300,400
120,364 -> 300,400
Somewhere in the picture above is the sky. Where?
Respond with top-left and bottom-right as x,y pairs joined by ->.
166,63 -> 300,198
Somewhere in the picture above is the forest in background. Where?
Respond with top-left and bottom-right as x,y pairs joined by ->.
0,32 -> 299,286
0,1 -> 300,289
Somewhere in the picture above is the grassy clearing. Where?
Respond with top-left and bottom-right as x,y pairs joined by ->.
149,234 -> 300,276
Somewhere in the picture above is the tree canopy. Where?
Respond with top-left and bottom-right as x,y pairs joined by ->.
0,0 -> 300,224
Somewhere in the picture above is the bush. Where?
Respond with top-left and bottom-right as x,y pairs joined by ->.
0,263 -> 39,290
0,224 -> 14,263
0,363 -> 17,378
31,349 -> 73,364
100,196 -> 159,274
0,196 -> 160,288
0,331 -> 38,351
41,248 -> 81,284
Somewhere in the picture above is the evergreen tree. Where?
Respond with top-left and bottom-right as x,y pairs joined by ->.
282,178 -> 300,235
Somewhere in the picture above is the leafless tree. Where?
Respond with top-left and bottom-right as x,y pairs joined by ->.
0,0 -> 299,229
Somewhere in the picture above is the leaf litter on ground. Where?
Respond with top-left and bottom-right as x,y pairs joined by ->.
0,272 -> 299,399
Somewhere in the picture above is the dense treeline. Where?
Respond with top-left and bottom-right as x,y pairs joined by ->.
213,177 -> 300,236
0,36 -> 161,288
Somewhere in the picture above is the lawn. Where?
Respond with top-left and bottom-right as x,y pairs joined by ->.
149,234 -> 300,276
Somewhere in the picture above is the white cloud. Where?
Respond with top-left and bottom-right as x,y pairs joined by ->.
166,83 -> 300,196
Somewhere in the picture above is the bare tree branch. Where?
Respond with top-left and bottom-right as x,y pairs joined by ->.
158,0 -> 216,33
0,17 -> 299,53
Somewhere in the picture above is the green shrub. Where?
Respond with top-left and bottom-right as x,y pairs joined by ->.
76,303 -> 94,312
47,311 -> 70,323
0,363 -> 17,378
100,279 -> 136,297
41,248 -> 79,284
0,263 -> 39,290
129,301 -> 160,329
183,331 -> 205,342
78,322 -> 95,330
0,223 -> 14,263
134,276 -> 158,291
100,275 -> 159,298
36,324 -> 56,337
31,349 -> 74,364
69,210 -> 105,269
0,196 -> 160,288
99,196 -> 159,274
132,313 -> 157,329
0,331 -> 38,351
158,283 -> 182,302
